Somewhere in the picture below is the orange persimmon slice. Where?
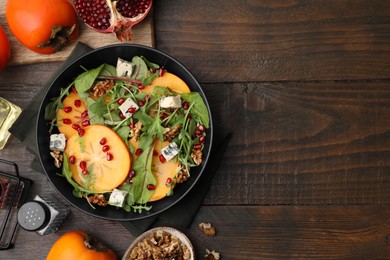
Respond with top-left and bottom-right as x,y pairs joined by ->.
142,72 -> 191,94
129,139 -> 179,202
56,91 -> 88,139
65,124 -> 131,192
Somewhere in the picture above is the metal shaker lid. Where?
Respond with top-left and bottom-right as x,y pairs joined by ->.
17,201 -> 50,231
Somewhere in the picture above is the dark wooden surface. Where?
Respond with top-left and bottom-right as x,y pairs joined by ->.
1,0 -> 390,259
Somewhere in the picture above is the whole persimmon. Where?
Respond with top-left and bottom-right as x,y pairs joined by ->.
46,230 -> 117,260
6,0 -> 79,54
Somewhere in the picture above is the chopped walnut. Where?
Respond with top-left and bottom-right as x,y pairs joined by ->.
199,223 -> 216,237
130,121 -> 143,142
163,124 -> 181,142
87,194 -> 108,207
191,148 -> 203,166
50,150 -> 63,168
129,230 -> 191,260
91,79 -> 114,98
175,165 -> 189,184
205,249 -> 220,260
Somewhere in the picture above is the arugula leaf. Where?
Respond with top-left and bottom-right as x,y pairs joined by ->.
181,92 -> 210,128
130,144 -> 156,203
75,64 -> 105,93
44,83 -> 73,120
141,56 -> 160,69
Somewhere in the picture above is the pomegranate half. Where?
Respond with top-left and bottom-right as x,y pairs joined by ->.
73,0 -> 153,41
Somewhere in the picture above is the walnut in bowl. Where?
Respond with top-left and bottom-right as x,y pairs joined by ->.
122,227 -> 195,260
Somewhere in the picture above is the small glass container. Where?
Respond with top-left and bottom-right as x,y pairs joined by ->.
17,195 -> 69,236
0,97 -> 21,150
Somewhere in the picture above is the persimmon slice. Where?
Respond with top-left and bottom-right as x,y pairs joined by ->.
65,125 -> 131,192
56,91 -> 88,138
129,139 -> 179,202
142,72 -> 191,94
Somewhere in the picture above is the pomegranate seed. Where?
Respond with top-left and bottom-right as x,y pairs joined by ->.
99,137 -> 107,145
81,120 -> 90,126
81,110 -> 88,118
187,114 -> 192,120
72,124 -> 80,130
182,102 -> 189,110
147,184 -> 155,190
118,98 -> 125,105
129,179 -> 133,184
119,111 -> 126,119
197,124 -> 205,132
199,136 -> 206,144
159,154 -> 166,163
78,128 -> 85,137
79,161 -> 87,170
138,83 -> 145,89
138,100 -> 144,107
63,118 -> 72,124
195,129 -> 202,136
135,148 -> 143,156
160,113 -> 168,120
158,68 -> 164,77
74,99 -> 81,107
69,156 -> 76,164
102,145 -> 110,152
128,107 -> 136,114
153,150 -> 158,156
82,169 -> 88,175
64,106 -> 72,113
128,170 -> 136,179
71,87 -> 77,94
165,177 -> 172,186
106,152 -> 113,161
194,144 -> 202,150
144,95 -> 150,102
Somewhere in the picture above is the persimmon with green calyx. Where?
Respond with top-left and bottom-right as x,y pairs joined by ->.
142,72 -> 191,94
65,124 -> 131,192
6,0 -> 79,54
46,230 -> 117,260
56,91 -> 88,139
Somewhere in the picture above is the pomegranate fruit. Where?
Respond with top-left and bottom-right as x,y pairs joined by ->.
73,0 -> 153,41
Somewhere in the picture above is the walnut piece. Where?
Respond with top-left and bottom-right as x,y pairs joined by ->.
91,79 -> 114,98
130,121 -> 143,142
50,150 -> 63,168
199,223 -> 216,237
191,148 -> 203,166
87,194 -> 108,207
128,230 -> 191,260
163,124 -> 181,142
205,249 -> 220,260
175,165 -> 189,184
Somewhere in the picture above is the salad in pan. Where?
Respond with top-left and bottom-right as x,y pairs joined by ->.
44,56 -> 209,213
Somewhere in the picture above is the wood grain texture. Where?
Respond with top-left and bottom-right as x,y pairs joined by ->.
154,0 -> 390,82
0,1 -> 154,65
1,205 -> 390,259
201,81 -> 390,205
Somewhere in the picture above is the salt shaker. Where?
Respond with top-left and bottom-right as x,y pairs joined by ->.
17,195 -> 69,236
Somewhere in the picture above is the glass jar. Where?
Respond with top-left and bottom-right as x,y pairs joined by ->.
0,98 -> 21,150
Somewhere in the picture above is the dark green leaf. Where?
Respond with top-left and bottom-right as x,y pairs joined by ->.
181,92 -> 210,128
75,64 -> 105,93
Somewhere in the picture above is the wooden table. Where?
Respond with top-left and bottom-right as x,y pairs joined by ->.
1,0 -> 390,258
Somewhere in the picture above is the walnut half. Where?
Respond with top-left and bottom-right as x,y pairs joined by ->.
50,150 -> 63,168
199,222 -> 216,236
205,249 -> 220,260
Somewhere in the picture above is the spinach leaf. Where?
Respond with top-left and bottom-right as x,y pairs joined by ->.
88,100 -> 108,116
75,64 -> 105,93
131,56 -> 148,81
141,56 -> 160,69
181,92 -> 210,128
100,64 -> 117,76
130,144 -> 156,203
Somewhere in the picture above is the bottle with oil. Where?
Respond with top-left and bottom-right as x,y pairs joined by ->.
0,98 -> 21,150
